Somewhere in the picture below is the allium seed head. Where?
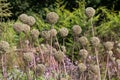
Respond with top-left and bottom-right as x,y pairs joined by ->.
91,37 -> 100,47
46,12 -> 59,24
61,46 -> 66,53
104,41 -> 114,51
54,50 -> 64,62
49,28 -> 57,37
90,65 -> 99,74
79,49 -> 88,59
78,63 -> 87,72
72,25 -> 82,35
22,24 -> 30,34
59,27 -> 69,37
27,16 -> 36,26
0,41 -> 9,54
19,14 -> 28,24
36,64 -> 46,76
31,29 -> 40,39
79,36 -> 88,46
13,23 -> 23,33
117,43 -> 120,48
85,7 -> 95,18
23,52 -> 34,62
116,59 -> 120,65
116,48 -> 120,54
41,31 -> 51,40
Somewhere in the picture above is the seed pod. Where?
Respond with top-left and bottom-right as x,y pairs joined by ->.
79,36 -> 88,46
0,41 -> 9,54
85,7 -> 95,18
90,65 -> 99,74
59,27 -> 69,37
104,41 -> 114,51
31,29 -> 40,39
46,12 -> 59,24
72,25 -> 82,35
27,16 -> 36,26
91,37 -> 100,47
49,28 -> 57,37
36,64 -> 46,76
41,31 -> 51,40
22,24 -> 30,34
107,50 -> 113,57
19,14 -> 28,24
54,50 -> 64,63
23,52 -> 34,62
13,23 -> 23,33
78,63 -> 87,72
79,49 -> 88,59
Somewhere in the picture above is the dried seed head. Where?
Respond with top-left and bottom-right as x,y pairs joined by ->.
72,25 -> 82,35
116,59 -> 120,65
79,36 -> 88,46
36,64 -> 46,76
104,41 -> 114,51
78,63 -> 87,72
59,27 -> 69,37
0,41 -> 9,54
49,28 -> 57,37
19,14 -> 28,24
54,50 -> 64,62
91,37 -> 100,47
31,29 -> 40,39
23,52 -> 34,62
13,23 -> 23,33
117,43 -> 120,48
90,65 -> 99,74
61,46 -> 66,53
85,7 -> 95,18
22,24 -> 30,34
107,50 -> 113,57
79,49 -> 88,59
40,44 -> 49,54
41,31 -> 51,40
46,12 -> 59,24
27,16 -> 36,26
116,48 -> 120,54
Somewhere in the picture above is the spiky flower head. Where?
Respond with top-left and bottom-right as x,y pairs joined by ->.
72,25 -> 82,35
36,64 -> 46,76
78,63 -> 87,72
49,28 -> 57,37
23,52 -> 34,62
46,12 -> 59,24
79,36 -> 88,46
13,23 -> 23,33
90,65 -> 99,74
31,29 -> 40,40
41,31 -> 51,40
79,49 -> 88,59
0,41 -> 10,54
22,24 -> 30,34
54,50 -> 64,62
104,41 -> 114,51
91,37 -> 100,47
59,27 -> 69,37
19,14 -> 28,24
85,7 -> 95,18
27,16 -> 36,26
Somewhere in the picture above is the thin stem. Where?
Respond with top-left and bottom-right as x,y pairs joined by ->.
2,54 -> 7,80
90,17 -> 95,37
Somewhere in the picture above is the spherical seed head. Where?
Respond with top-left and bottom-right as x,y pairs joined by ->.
13,23 -> 23,33
22,24 -> 30,34
104,41 -> 114,51
23,52 -> 34,62
31,29 -> 40,39
36,64 -> 46,75
79,36 -> 88,46
41,31 -> 51,40
0,41 -> 9,54
54,50 -> 64,62
85,7 -> 95,18
107,50 -> 113,57
19,14 -> 28,24
91,37 -> 100,47
27,16 -> 36,26
59,27 -> 69,37
116,48 -> 120,54
90,65 -> 99,74
79,49 -> 88,59
78,63 -> 87,72
116,59 -> 120,65
72,25 -> 82,35
117,43 -> 120,48
49,28 -> 57,37
46,12 -> 59,24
